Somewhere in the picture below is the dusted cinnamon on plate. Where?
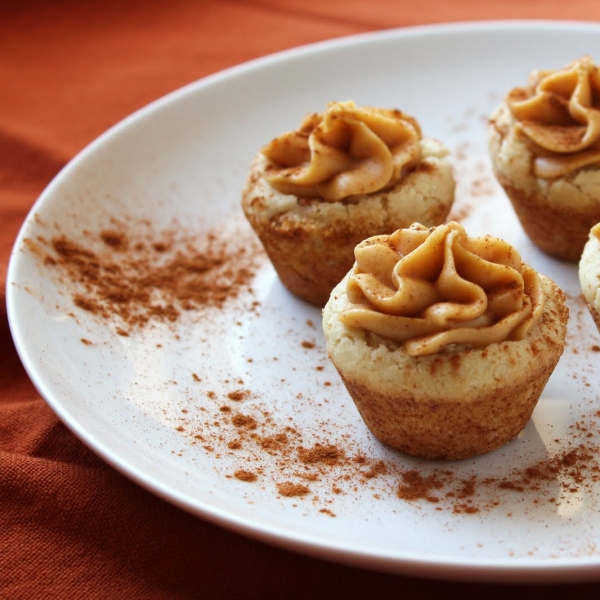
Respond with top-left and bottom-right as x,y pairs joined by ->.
487,55 -> 600,262
241,100 -> 455,306
323,222 -> 569,460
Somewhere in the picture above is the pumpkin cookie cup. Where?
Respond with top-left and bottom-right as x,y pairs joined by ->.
487,55 -> 600,262
242,101 -> 455,306
323,222 -> 569,460
579,222 -> 600,331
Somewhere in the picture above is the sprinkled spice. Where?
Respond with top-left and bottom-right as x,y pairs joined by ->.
174,352 -> 600,517
277,482 -> 310,497
234,470 -> 258,483
37,216 -> 263,335
298,444 -> 343,466
227,390 -> 249,401
232,414 -> 257,430
397,470 -> 446,503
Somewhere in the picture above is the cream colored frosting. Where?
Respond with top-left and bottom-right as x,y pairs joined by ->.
261,101 -> 422,201
338,222 -> 545,356
507,55 -> 600,178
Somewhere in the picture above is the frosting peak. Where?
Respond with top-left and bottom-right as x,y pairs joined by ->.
339,222 -> 545,356
507,55 -> 600,178
261,101 -> 422,201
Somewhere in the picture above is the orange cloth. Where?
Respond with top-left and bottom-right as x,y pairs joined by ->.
2,1 -> 600,597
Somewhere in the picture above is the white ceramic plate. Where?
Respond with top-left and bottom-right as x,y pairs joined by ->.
8,20 -> 600,584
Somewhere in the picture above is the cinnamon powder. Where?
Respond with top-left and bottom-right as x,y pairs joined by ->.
40,217 -> 263,335
234,470 -> 258,482
394,439 -> 600,514
184,362 -> 600,516
298,443 -> 343,466
277,482 -> 310,497
397,470 -> 446,503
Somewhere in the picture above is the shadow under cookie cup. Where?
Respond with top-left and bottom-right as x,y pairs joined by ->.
323,274 -> 569,461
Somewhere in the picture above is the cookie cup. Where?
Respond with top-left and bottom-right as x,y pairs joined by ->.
242,141 -> 454,306
488,103 -> 600,262
579,224 -> 600,331
323,273 -> 568,460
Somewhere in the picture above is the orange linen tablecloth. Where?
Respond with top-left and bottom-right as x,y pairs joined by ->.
3,1 -> 600,598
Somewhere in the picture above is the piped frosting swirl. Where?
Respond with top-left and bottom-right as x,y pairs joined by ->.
507,55 -> 600,178
338,222 -> 545,356
261,101 -> 422,201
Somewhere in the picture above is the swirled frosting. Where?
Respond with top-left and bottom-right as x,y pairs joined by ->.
261,101 -> 422,201
507,55 -> 600,178
338,222 -> 545,356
